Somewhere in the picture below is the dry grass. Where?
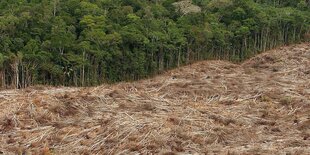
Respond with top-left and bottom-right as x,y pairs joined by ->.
0,43 -> 310,155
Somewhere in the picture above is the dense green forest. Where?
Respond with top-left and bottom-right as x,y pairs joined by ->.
0,0 -> 309,88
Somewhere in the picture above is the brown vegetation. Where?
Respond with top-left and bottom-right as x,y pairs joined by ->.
0,43 -> 309,154
173,0 -> 201,15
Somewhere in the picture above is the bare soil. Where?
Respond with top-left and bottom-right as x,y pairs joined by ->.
0,43 -> 309,155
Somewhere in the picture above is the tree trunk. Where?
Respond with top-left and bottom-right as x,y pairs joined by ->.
53,0 -> 58,17
177,48 -> 181,67
11,61 -> 19,89
81,51 -> 85,86
0,70 -> 4,88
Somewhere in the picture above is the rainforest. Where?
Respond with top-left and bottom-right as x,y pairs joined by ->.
0,0 -> 309,88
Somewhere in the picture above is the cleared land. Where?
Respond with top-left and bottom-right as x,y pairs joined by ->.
0,43 -> 309,155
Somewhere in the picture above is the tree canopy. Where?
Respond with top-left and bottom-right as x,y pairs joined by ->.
0,0 -> 309,88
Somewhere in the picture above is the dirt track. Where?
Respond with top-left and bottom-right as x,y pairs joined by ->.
0,43 -> 310,155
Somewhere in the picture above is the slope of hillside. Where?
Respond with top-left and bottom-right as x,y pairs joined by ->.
0,43 -> 309,154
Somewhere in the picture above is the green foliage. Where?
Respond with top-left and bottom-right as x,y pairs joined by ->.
0,0 -> 309,87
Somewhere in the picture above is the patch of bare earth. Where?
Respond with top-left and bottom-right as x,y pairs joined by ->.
0,43 -> 309,155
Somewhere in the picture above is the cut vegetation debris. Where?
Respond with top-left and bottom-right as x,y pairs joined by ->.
0,43 -> 310,154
